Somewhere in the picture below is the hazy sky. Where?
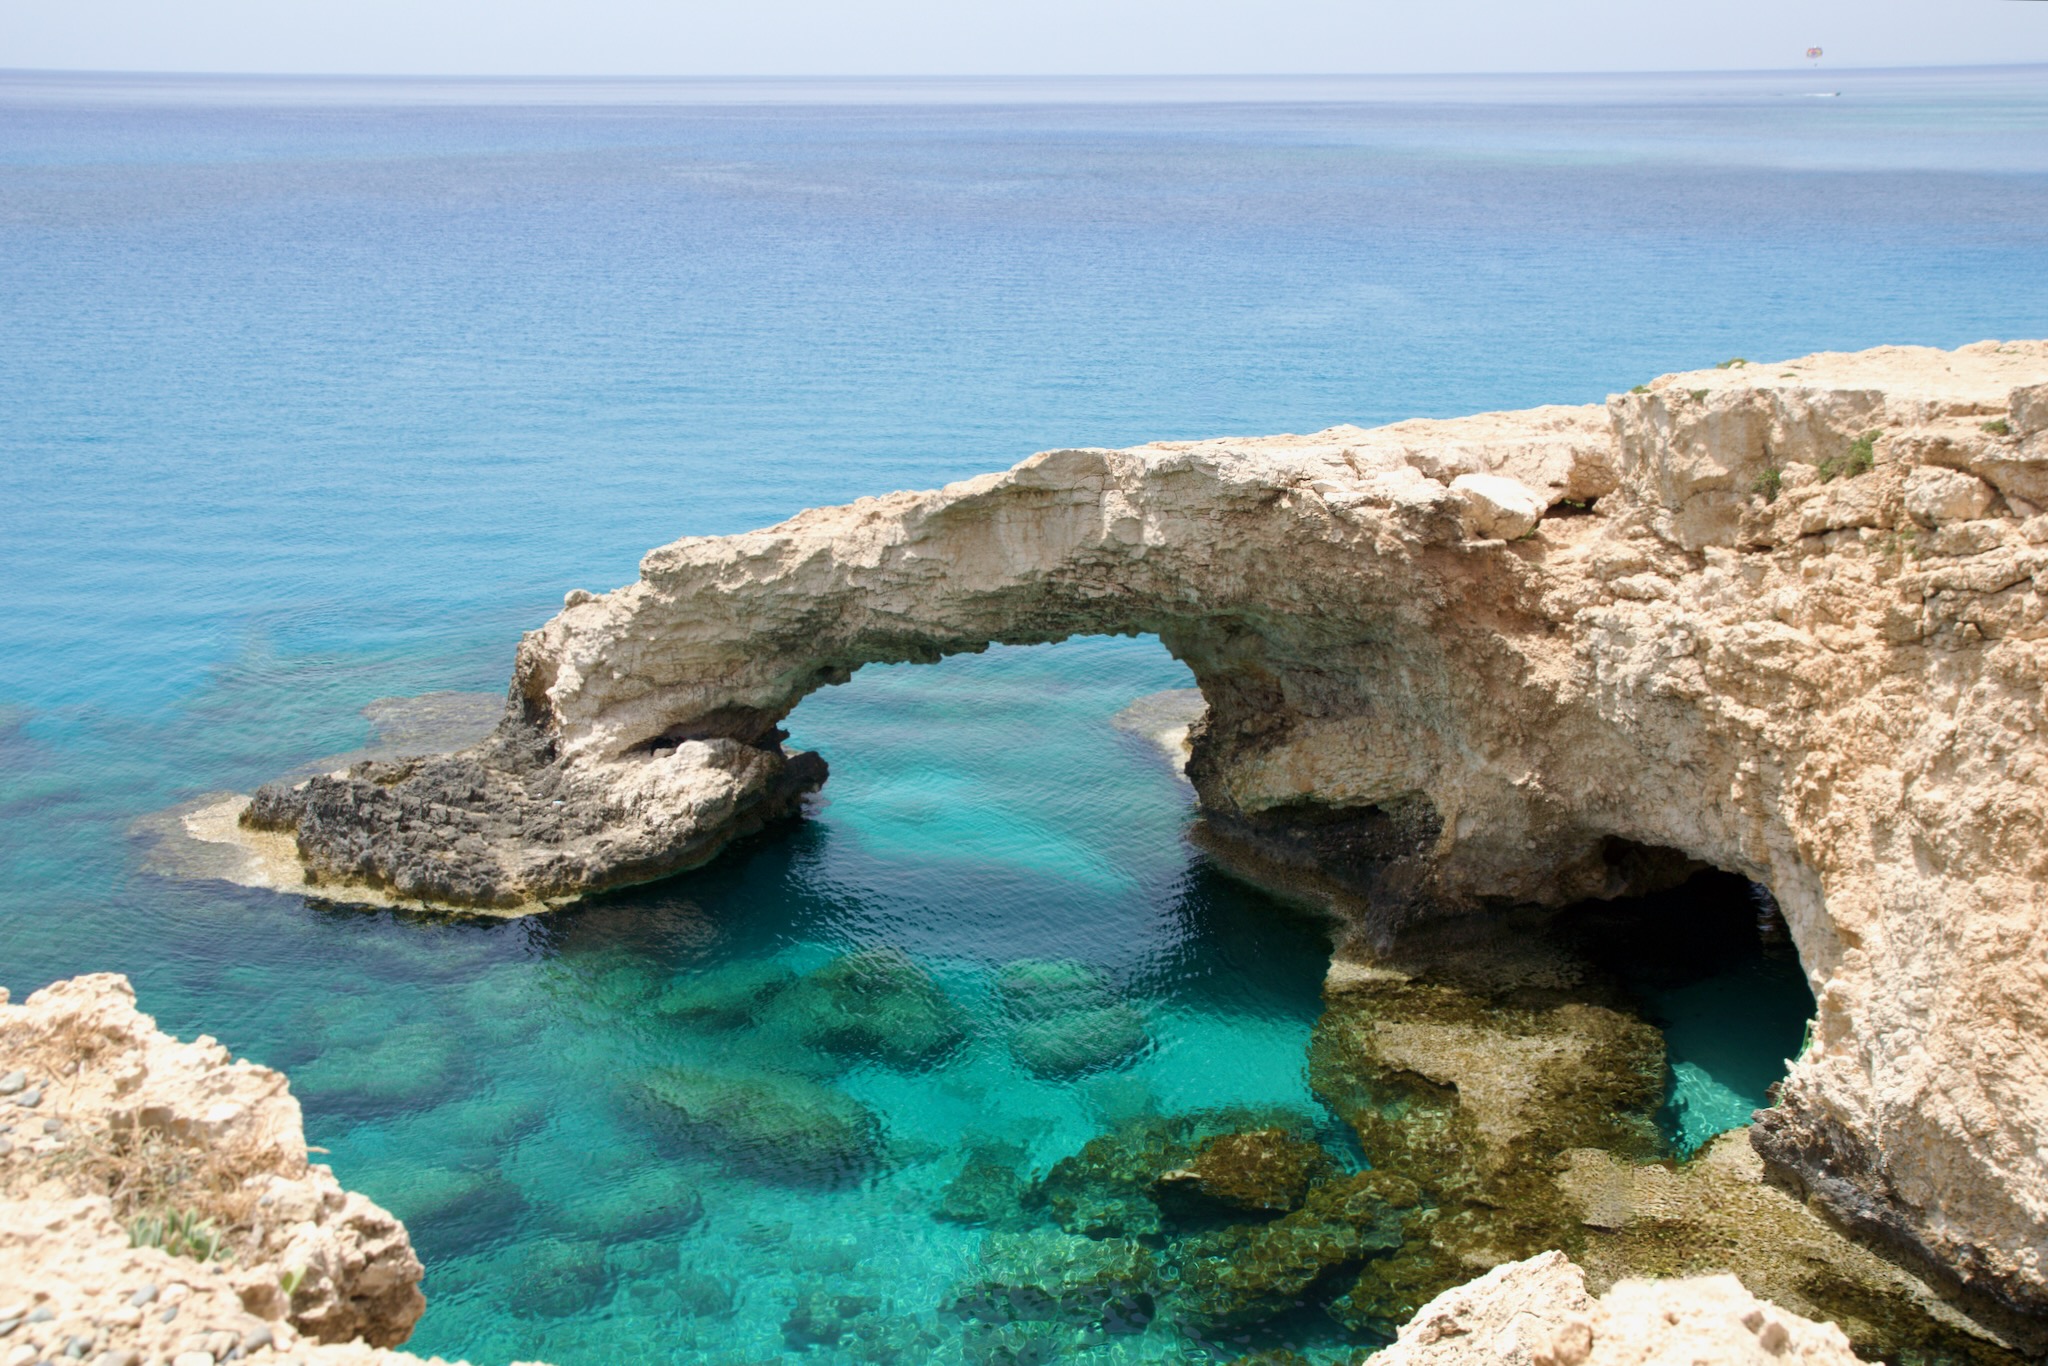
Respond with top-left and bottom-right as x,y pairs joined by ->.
3,0 -> 2045,76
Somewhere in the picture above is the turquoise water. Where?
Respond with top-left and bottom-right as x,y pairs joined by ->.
1,66 -> 2042,1364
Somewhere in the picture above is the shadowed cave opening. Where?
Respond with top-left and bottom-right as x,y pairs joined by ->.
1549,866 -> 1817,1157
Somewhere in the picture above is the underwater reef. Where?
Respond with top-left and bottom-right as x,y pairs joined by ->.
217,343 -> 2048,1334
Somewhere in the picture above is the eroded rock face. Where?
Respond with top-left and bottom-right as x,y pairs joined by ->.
227,341 -> 2048,1320
0,975 -> 488,1366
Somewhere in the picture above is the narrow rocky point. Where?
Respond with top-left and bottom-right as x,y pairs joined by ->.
214,341 -> 2048,1326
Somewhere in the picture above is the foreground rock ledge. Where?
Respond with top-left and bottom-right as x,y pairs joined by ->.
0,975 -> 488,1365
230,341 -> 2048,1320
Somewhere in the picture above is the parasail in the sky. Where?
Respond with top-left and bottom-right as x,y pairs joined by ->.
1806,46 -> 1824,60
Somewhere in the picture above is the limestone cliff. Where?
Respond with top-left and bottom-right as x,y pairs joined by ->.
225,341 -> 2048,1322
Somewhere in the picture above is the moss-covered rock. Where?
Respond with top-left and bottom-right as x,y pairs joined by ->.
1307,972 -> 1665,1292
1171,1172 -> 1411,1329
1156,1127 -> 1336,1215
640,1064 -> 882,1185
1037,1110 -> 1331,1239
1555,1135 -> 2033,1366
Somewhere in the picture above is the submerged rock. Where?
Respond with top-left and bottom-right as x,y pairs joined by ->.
995,959 -> 1119,1019
653,959 -> 798,1028
1010,1003 -> 1149,1079
757,948 -> 968,1070
782,1285 -> 882,1347
639,1064 -> 882,1185
1156,1126 -> 1336,1216
1037,1110 -> 1335,1240
505,1235 -> 615,1319
1172,1171 -> 1413,1329
947,1230 -> 1157,1331
938,1152 -> 1033,1228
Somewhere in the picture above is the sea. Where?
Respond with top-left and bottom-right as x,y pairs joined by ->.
2,65 -> 2043,1365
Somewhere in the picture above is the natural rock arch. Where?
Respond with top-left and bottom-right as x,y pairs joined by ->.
237,342 -> 2048,1324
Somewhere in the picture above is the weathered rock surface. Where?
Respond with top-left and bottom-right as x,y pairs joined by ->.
1374,1251 -> 1870,1366
0,975 -> 530,1366
222,341 -> 2048,1321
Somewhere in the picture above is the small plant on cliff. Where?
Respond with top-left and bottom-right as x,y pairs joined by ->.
129,1207 -> 226,1262
279,1267 -> 307,1299
1981,418 -> 2011,436
1752,467 -> 1783,503
1629,384 -> 1650,394
1716,357 -> 1749,369
1688,388 -> 1710,403
1817,431 -> 1879,483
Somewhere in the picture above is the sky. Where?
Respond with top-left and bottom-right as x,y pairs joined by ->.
1,0 -> 2045,76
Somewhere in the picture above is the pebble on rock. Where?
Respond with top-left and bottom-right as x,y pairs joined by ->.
124,1288 -> 155,1309
15,1088 -> 41,1109
0,1071 -> 23,1094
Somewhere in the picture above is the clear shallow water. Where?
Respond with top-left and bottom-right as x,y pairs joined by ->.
0,67 -> 2040,1364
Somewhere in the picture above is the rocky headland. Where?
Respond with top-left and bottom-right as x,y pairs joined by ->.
209,342 -> 2048,1344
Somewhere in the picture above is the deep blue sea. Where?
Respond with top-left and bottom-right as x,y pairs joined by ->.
2,66 -> 2044,1365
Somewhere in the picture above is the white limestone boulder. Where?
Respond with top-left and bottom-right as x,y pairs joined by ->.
1449,471 -> 1546,539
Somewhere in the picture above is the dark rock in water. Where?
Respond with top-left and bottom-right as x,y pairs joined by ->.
758,948 -> 968,1070
995,960 -> 1118,1019
1155,1127 -> 1336,1216
384,1165 -> 527,1262
289,1018 -> 466,1116
505,1237 -> 615,1319
640,1065 -> 882,1185
783,1286 -> 881,1347
241,716 -> 828,910
669,1270 -> 739,1320
938,1155 -> 1031,1228
947,1230 -> 1156,1330
1172,1171 -> 1412,1329
548,1162 -> 704,1243
607,1237 -> 681,1280
653,960 -> 797,1028
1010,1003 -> 1148,1078
958,1321 -> 1079,1366
842,1312 -> 945,1363
1037,1110 -> 1327,1239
